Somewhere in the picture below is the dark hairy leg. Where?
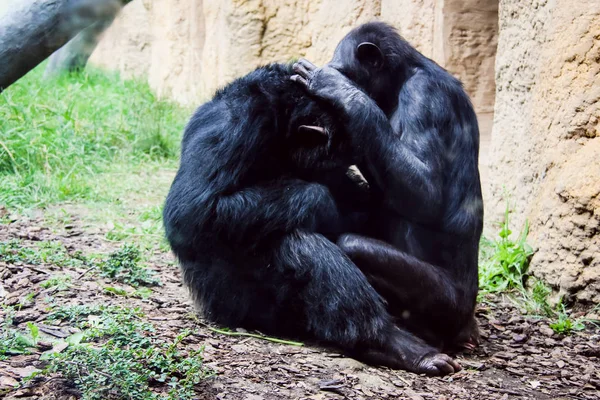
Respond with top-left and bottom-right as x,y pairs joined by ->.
337,234 -> 479,350
274,232 -> 461,376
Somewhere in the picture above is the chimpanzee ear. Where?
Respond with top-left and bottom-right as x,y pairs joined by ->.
295,125 -> 329,148
356,42 -> 384,69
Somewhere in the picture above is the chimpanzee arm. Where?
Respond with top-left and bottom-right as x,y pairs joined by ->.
293,61 -> 444,224
214,180 -> 341,244
165,96 -> 341,251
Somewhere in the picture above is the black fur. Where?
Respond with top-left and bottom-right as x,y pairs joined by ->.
163,64 -> 441,370
292,22 -> 483,371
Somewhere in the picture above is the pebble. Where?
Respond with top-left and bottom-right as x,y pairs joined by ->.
539,325 -> 555,337
512,333 -> 527,342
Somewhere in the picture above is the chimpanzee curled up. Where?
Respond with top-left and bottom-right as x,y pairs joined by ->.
293,22 -> 483,370
163,63 -> 459,376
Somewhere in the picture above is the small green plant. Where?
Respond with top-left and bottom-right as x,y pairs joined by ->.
132,287 -> 153,299
99,243 -> 160,287
549,301 -> 586,335
42,306 -> 210,399
18,292 -> 37,309
0,308 -> 37,359
103,286 -> 129,296
40,275 -> 72,290
103,286 -> 153,299
521,279 -> 554,317
0,240 -> 86,268
479,204 -> 534,294
478,205 -> 593,334
26,322 -> 39,345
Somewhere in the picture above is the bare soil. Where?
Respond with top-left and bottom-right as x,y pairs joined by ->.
1,215 -> 599,400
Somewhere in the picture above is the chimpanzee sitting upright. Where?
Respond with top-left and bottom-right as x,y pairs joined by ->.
292,22 -> 483,356
163,63 -> 460,376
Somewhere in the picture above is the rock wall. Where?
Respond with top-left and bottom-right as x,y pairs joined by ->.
91,0 -> 385,103
440,0 -> 498,150
90,0 -> 497,117
89,0 -> 152,81
487,0 -> 600,303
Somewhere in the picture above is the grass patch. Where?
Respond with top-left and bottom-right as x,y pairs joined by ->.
0,239 -> 86,268
0,64 -> 188,209
479,204 -> 596,334
99,243 -> 160,287
1,239 -> 159,288
41,305 -> 210,399
40,275 -> 72,291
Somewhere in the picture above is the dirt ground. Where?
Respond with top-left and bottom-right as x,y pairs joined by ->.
1,214 -> 599,400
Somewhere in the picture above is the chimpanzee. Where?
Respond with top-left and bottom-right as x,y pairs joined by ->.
163,63 -> 460,376
292,22 -> 483,360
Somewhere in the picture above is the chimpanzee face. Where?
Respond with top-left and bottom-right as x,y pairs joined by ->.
328,25 -> 401,115
286,99 -> 353,176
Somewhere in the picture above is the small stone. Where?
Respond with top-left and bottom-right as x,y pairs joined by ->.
16,277 -> 30,289
0,376 -> 19,389
513,333 -> 527,343
539,325 -> 554,337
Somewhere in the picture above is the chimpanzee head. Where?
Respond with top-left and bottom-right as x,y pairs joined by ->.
328,22 -> 414,115
284,95 -> 354,178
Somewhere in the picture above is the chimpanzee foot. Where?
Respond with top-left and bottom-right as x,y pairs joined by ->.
352,346 -> 460,377
351,326 -> 461,376
414,352 -> 461,376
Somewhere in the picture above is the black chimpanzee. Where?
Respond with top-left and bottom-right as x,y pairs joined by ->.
292,22 -> 483,358
163,63 -> 461,376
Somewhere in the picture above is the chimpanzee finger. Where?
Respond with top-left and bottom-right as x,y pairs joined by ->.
297,58 -> 318,71
292,62 -> 311,79
290,74 -> 308,87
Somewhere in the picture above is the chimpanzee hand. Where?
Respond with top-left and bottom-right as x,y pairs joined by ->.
291,58 -> 371,115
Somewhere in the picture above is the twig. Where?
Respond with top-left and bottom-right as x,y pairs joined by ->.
25,265 -> 51,275
76,267 -> 94,280
394,375 -> 412,387
197,322 -> 304,346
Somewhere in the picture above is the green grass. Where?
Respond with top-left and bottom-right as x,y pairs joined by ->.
0,64 -> 188,209
40,275 -> 72,291
1,239 -> 159,289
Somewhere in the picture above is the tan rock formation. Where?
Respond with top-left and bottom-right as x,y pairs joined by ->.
381,0 -> 436,58
91,0 -> 497,117
89,0 -> 152,78
487,0 -> 600,303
